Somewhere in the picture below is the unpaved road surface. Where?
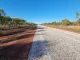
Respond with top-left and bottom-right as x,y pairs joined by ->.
0,28 -> 36,60
28,25 -> 80,60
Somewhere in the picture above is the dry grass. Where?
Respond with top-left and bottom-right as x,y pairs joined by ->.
45,25 -> 80,33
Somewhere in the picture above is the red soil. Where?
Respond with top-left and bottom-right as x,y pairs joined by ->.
0,27 -> 36,60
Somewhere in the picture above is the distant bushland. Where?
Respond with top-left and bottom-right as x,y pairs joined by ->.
43,12 -> 80,33
0,8 -> 37,30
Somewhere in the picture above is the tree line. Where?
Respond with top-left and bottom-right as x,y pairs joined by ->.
43,12 -> 80,26
0,8 -> 36,30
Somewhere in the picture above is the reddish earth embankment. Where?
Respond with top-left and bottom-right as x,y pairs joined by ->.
0,27 -> 36,60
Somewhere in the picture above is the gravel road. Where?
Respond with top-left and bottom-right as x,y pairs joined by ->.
28,25 -> 80,60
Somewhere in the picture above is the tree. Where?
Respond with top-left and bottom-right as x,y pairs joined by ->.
12,18 -> 26,28
12,18 -> 20,28
0,8 -> 36,30
0,8 -> 6,16
4,16 -> 12,29
76,12 -> 80,25
76,12 -> 80,18
52,22 -> 57,25
0,16 -> 12,29
61,19 -> 71,25
77,19 -> 80,25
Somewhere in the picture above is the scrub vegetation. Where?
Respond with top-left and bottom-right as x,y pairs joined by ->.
43,12 -> 80,33
0,8 -> 37,35
0,8 -> 37,60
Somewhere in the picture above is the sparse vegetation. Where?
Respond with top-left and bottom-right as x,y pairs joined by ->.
0,8 -> 37,35
43,12 -> 80,33
0,8 -> 37,60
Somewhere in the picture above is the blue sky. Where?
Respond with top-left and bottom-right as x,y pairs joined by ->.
0,0 -> 80,24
